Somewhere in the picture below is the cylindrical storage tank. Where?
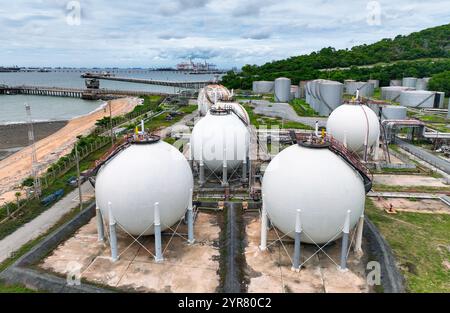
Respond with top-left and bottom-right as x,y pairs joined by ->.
274,77 -> 291,102
311,79 -> 325,113
190,110 -> 249,171
214,101 -> 250,125
402,77 -> 417,88
262,144 -> 366,244
327,104 -> 380,153
291,85 -> 300,99
317,80 -> 343,116
253,81 -> 274,94
448,99 -> 450,118
399,90 -> 435,108
415,78 -> 428,91
390,79 -> 402,86
357,82 -> 374,97
95,140 -> 193,236
434,91 -> 445,108
381,86 -> 411,101
344,80 -> 357,95
299,81 -> 307,98
380,105 -> 407,121
368,79 -> 379,89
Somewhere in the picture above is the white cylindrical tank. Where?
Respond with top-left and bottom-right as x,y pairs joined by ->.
262,144 -> 366,244
253,81 -> 274,94
291,85 -> 300,99
344,80 -> 357,95
368,79 -> 379,89
435,91 -> 445,108
327,104 -> 380,153
402,77 -> 417,88
380,105 -> 407,121
390,79 -> 402,86
381,86 -> 412,101
95,141 -> 193,236
399,90 -> 435,108
274,77 -> 291,102
317,80 -> 343,116
190,110 -> 249,171
356,82 -> 374,97
415,78 -> 428,91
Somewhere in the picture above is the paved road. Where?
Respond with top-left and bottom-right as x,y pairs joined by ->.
396,139 -> 450,174
244,100 -> 328,128
0,182 -> 94,263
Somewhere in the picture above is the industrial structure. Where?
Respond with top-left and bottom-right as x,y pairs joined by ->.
90,133 -> 195,262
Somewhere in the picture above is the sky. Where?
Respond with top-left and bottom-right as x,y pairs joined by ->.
0,0 -> 448,68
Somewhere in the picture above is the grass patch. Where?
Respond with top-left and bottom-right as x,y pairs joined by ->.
289,99 -> 318,117
419,115 -> 448,124
178,105 -> 197,114
366,198 -> 450,292
243,104 -> 313,130
0,204 -> 91,292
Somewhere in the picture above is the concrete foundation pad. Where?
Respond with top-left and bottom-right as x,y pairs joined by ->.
39,212 -> 220,293
244,214 -> 369,293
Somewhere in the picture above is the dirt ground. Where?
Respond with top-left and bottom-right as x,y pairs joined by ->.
372,197 -> 450,214
244,213 -> 369,293
373,174 -> 448,187
40,212 -> 220,293
0,98 -> 139,205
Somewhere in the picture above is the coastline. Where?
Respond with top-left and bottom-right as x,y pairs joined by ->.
0,97 -> 139,205
0,121 -> 68,160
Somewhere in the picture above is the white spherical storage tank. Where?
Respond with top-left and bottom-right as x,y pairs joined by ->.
95,140 -> 193,236
274,77 -> 291,102
327,104 -> 380,153
197,84 -> 232,116
262,144 -> 366,244
190,109 -> 249,171
214,101 -> 250,125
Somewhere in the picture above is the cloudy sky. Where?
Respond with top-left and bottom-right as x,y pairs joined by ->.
0,0 -> 448,68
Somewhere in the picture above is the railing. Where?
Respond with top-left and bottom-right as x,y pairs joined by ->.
295,132 -> 373,192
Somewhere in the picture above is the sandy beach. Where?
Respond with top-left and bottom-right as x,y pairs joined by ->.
0,97 -> 139,205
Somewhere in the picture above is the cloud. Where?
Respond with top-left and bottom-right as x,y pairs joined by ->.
241,30 -> 272,40
0,0 -> 448,68
159,0 -> 211,16
158,33 -> 187,40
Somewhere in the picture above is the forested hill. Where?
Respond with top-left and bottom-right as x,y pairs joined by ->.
222,23 -> 450,89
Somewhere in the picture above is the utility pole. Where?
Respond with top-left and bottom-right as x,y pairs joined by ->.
109,101 -> 114,147
75,144 -> 83,211
25,104 -> 41,198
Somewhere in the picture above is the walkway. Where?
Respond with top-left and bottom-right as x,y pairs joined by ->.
0,182 -> 94,263
396,139 -> 450,174
246,100 -> 328,128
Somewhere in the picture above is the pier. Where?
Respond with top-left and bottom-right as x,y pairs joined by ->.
81,74 -> 214,89
0,85 -> 172,100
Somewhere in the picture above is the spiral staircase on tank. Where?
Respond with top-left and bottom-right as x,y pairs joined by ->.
292,131 -> 373,193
